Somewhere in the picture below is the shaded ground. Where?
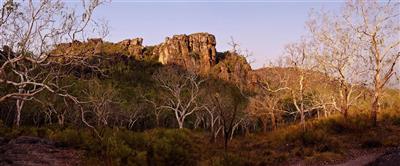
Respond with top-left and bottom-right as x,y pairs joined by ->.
331,148 -> 400,166
0,136 -> 82,166
288,147 -> 400,166
0,135 -> 398,166
333,152 -> 384,166
368,148 -> 400,166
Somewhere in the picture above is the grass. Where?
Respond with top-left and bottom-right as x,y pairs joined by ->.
221,111 -> 400,165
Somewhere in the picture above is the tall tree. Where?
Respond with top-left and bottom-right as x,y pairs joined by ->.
307,8 -> 366,119
341,0 -> 399,125
284,41 -> 327,130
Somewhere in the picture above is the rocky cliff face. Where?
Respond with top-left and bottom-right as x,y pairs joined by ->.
157,33 -> 217,73
52,32 -> 252,83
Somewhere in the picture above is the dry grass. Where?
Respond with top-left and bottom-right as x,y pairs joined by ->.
198,111 -> 400,165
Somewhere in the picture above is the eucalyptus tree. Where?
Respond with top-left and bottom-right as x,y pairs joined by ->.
0,0 -> 107,127
152,67 -> 205,129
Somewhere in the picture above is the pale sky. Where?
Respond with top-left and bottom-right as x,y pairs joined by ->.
90,0 -> 343,69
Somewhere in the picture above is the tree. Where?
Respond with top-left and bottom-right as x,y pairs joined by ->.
307,8 -> 366,119
0,0 -> 107,127
85,80 -> 117,127
204,104 -> 222,143
152,67 -> 205,129
340,0 -> 400,125
249,68 -> 289,132
211,88 -> 246,151
284,41 -> 327,130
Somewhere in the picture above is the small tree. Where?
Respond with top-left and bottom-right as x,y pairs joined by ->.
341,0 -> 400,125
85,80 -> 117,127
211,88 -> 246,151
204,104 -> 222,143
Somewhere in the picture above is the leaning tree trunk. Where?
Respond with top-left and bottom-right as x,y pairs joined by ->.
14,99 -> 24,127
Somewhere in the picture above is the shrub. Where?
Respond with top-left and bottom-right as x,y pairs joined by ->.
305,152 -> 342,165
102,135 -> 133,165
393,117 -> 400,126
218,153 -> 245,166
300,130 -> 326,146
144,129 -> 200,166
320,118 -> 347,134
361,139 -> 382,149
50,128 -> 83,147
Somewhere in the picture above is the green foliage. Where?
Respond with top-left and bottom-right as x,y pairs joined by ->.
393,117 -> 400,126
102,43 -> 130,56
144,129 -> 200,166
217,153 -> 246,166
47,128 -> 200,165
314,114 -> 371,134
50,128 -> 86,147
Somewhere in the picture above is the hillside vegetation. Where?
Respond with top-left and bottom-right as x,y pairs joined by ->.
0,0 -> 399,165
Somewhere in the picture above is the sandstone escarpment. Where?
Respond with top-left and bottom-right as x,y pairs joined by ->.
52,32 -> 252,83
157,33 -> 217,73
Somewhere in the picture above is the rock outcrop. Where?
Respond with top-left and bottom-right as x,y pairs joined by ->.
157,33 -> 217,73
211,52 -> 252,84
117,38 -> 144,58
51,32 -> 252,82
0,136 -> 82,166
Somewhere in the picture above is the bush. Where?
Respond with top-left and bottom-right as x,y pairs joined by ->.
361,139 -> 382,149
389,115 -> 400,126
102,135 -> 133,165
315,115 -> 371,134
300,130 -> 326,146
47,128 -> 202,165
50,128 -> 83,147
218,153 -> 246,166
144,129 -> 200,166
320,118 -> 347,134
305,152 -> 343,164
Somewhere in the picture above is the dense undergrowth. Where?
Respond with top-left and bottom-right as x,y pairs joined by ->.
1,110 -> 399,166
